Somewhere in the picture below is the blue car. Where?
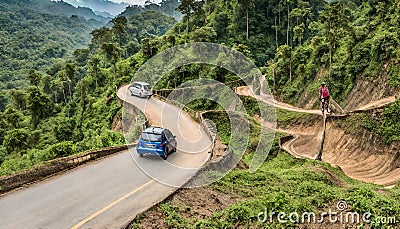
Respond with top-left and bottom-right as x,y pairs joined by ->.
137,127 -> 177,160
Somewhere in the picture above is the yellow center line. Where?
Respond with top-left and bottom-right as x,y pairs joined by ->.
71,179 -> 154,229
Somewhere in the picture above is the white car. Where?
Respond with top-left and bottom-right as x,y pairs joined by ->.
129,82 -> 153,98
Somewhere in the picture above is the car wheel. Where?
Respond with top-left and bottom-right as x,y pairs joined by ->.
139,92 -> 143,97
130,90 -> 134,96
139,154 -> 143,157
162,148 -> 168,160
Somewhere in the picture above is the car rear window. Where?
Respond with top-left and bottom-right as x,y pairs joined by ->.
143,85 -> 151,90
140,132 -> 162,142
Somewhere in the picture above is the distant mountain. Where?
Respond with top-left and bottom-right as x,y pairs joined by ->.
0,0 -> 106,89
94,10 -> 114,18
63,0 -> 130,16
28,0 -> 110,23
120,0 -> 182,21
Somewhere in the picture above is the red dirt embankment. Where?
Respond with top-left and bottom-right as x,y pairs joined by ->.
323,115 -> 400,187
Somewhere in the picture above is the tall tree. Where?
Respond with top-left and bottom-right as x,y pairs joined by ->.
238,0 -> 254,40
272,13 -> 279,48
26,87 -> 52,128
111,16 -> 128,46
2,128 -> 29,153
88,55 -> 101,88
177,0 -> 204,38
2,105 -> 24,129
320,1 -> 350,71
90,27 -> 111,47
101,43 -> 121,80
293,23 -> 305,45
277,45 -> 292,82
56,70 -> 69,104
28,70 -> 41,88
285,0 -> 292,45
267,60 -> 277,93
64,63 -> 76,102
9,90 -> 27,111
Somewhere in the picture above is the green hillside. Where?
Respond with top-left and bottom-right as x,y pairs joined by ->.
64,0 -> 129,16
120,0 -> 183,21
0,0 -> 400,227
26,0 -> 109,22
0,0 -> 107,90
0,7 -> 177,175
1,0 -> 399,179
268,0 -> 400,104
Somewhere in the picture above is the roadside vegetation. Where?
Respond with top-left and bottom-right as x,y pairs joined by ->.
361,100 -> 400,144
0,3 -> 177,175
334,99 -> 400,144
134,153 -> 400,228
0,0 -> 398,180
129,115 -> 400,228
0,0 -> 399,227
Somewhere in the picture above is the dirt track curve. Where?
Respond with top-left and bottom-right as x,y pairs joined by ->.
237,77 -> 398,187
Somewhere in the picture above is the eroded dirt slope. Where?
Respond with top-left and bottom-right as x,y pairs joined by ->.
343,62 -> 396,111
250,75 -> 400,187
279,104 -> 400,187
322,117 -> 400,187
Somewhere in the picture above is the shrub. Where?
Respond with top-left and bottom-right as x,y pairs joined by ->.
2,128 -> 29,153
49,141 -> 75,158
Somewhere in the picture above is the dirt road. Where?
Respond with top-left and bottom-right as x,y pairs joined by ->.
238,77 -> 398,187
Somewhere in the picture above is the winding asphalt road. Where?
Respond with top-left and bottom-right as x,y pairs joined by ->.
0,86 -> 212,228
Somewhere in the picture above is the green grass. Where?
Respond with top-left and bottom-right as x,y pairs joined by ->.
131,86 -> 399,229
129,112 -> 400,228
130,140 -> 400,228
203,151 -> 400,228
334,101 -> 400,144
276,108 -> 317,127
362,100 -> 400,144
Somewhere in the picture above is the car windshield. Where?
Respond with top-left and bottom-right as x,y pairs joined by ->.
140,132 -> 162,142
143,85 -> 151,90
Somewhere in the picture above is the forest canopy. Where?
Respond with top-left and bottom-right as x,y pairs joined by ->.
0,0 -> 108,90
0,0 -> 399,176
